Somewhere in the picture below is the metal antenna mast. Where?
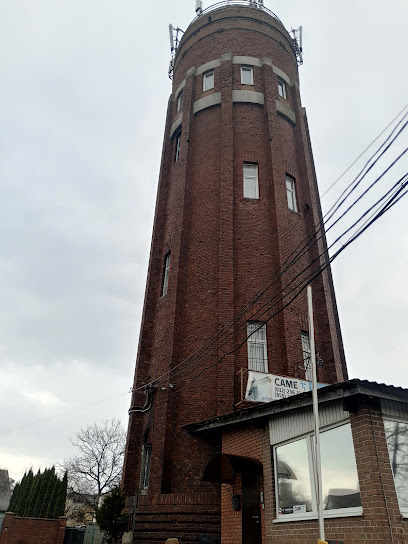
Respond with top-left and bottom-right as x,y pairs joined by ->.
290,26 -> 303,65
168,25 -> 185,80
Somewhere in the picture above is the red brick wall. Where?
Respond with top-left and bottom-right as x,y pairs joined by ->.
123,4 -> 347,542
221,425 -> 265,544
0,513 -> 66,544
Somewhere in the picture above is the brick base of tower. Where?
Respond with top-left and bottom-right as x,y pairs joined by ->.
125,493 -> 220,544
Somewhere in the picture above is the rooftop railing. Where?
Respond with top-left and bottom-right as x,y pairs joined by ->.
190,1 -> 284,27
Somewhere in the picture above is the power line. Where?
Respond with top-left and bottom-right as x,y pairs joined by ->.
151,147 -> 408,387
320,103 -> 408,198
174,176 -> 408,386
134,112 -> 408,392
11,392 -> 130,431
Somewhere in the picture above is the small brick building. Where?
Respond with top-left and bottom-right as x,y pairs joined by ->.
186,379 -> 408,544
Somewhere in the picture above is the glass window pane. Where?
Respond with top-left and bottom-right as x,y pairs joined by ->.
384,420 -> 408,515
243,164 -> 259,199
204,70 -> 214,91
241,67 -> 253,85
320,423 -> 361,510
243,178 -> 257,198
276,438 -> 313,514
244,164 -> 257,177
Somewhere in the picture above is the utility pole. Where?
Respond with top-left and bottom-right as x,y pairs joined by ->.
307,285 -> 325,542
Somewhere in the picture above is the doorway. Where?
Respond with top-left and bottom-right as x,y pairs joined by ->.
242,472 -> 261,544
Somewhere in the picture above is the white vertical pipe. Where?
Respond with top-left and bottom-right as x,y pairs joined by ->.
307,285 -> 325,542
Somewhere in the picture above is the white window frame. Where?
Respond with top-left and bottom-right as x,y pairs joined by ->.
273,421 -> 362,522
383,417 -> 408,518
174,133 -> 181,162
247,321 -> 268,373
241,65 -> 254,85
286,174 -> 298,212
177,90 -> 183,112
203,69 -> 214,92
243,163 -> 259,199
278,78 -> 287,99
161,252 -> 171,296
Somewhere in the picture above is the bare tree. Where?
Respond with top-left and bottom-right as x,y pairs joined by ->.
63,419 -> 126,517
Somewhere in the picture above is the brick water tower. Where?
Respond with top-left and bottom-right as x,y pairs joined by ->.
123,2 -> 347,542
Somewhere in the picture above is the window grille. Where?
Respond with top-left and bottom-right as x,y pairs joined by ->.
247,322 -> 268,372
301,330 -> 312,381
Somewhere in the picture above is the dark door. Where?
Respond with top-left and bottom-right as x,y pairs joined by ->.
242,472 -> 261,544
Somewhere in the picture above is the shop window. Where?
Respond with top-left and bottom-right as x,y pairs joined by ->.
241,65 -> 253,85
247,322 -> 268,372
274,422 -> 362,520
203,69 -> 214,91
243,163 -> 259,199
384,419 -> 408,516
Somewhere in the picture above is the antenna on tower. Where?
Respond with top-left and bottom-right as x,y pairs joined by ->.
290,26 -> 303,65
169,24 -> 174,51
168,25 -> 185,80
195,0 -> 203,15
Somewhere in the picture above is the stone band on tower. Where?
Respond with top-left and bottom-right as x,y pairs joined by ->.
123,3 -> 346,542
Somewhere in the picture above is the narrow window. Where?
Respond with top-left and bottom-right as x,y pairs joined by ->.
203,69 -> 214,92
241,65 -> 253,85
177,90 -> 183,112
161,252 -> 171,296
384,419 -> 408,516
247,322 -> 268,372
140,443 -> 152,491
301,331 -> 312,381
278,78 -> 287,99
243,163 -> 259,199
286,174 -> 298,212
174,133 -> 181,162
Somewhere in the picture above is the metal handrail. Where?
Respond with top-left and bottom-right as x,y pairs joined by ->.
190,1 -> 284,27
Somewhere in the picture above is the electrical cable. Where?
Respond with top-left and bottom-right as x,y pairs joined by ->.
133,110 -> 408,392
171,175 -> 408,386
321,103 -> 408,198
156,160 -> 408,386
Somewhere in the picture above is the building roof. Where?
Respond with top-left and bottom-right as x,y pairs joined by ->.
184,378 -> 408,435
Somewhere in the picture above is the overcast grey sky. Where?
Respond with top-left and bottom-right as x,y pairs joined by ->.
0,0 -> 407,482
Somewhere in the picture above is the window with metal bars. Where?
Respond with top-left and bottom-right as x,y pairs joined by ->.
140,443 -> 152,491
247,322 -> 268,372
301,330 -> 312,381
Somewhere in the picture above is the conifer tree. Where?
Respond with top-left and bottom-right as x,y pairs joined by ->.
40,467 -> 56,518
7,467 -> 67,519
20,469 -> 34,517
52,471 -> 68,519
8,481 -> 20,513
25,470 -> 41,517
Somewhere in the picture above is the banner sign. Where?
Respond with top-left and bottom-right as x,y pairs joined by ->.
245,371 -> 326,403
